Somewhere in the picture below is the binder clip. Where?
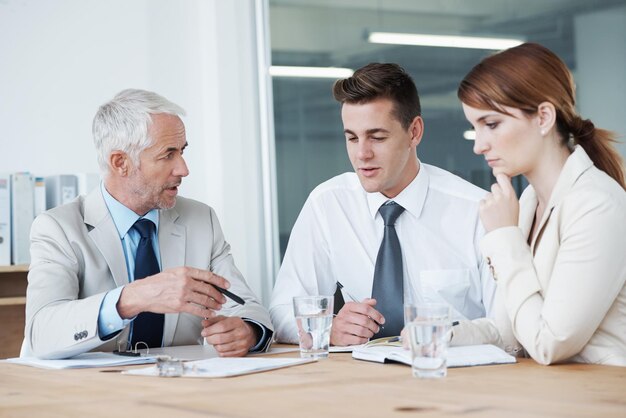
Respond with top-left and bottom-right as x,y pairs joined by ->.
113,341 -> 146,357
156,355 -> 184,377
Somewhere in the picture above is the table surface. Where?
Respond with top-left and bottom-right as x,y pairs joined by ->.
1,347 -> 625,418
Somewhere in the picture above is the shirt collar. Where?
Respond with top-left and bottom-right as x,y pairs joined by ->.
366,161 -> 429,220
100,182 -> 159,239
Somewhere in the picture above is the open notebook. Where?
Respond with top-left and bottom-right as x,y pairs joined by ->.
352,339 -> 516,368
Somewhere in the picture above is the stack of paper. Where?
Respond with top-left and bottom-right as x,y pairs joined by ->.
4,352 -> 156,369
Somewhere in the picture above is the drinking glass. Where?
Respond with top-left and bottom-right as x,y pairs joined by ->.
292,296 -> 334,359
405,303 -> 451,378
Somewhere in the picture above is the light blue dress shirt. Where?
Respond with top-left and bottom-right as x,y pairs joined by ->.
97,183 -> 269,352
97,183 -> 160,339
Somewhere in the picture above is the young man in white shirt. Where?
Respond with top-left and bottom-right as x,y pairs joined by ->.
270,63 -> 501,347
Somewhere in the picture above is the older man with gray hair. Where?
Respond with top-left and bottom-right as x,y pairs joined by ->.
24,89 -> 272,359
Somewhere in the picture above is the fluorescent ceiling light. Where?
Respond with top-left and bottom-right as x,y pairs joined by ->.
463,130 -> 476,140
368,32 -> 523,50
269,66 -> 354,79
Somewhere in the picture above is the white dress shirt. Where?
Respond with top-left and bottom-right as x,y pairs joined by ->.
270,163 -> 496,343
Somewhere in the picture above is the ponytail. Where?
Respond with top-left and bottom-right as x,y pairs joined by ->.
570,116 -> 626,190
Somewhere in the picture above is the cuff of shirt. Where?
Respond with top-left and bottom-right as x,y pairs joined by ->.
243,318 -> 273,353
98,286 -> 133,340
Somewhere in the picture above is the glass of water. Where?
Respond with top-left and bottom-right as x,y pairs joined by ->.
292,296 -> 334,359
405,303 -> 451,378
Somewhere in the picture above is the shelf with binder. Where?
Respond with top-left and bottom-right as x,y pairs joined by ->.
0,264 -> 28,358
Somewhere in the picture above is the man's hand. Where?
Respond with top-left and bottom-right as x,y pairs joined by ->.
330,298 -> 385,346
479,173 -> 520,233
400,327 -> 410,350
117,267 -> 229,319
202,316 -> 257,357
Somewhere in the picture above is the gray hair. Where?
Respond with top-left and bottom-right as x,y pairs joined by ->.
92,89 -> 186,174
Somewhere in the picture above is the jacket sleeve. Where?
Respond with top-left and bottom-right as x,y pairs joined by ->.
206,207 -> 274,346
25,213 -> 109,359
449,211 -> 522,354
480,192 -> 626,365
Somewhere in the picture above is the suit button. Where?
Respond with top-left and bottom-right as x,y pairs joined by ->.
74,333 -> 79,341
83,331 -> 88,338
486,256 -> 492,266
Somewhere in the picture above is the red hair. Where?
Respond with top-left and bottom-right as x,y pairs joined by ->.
458,43 -> 625,190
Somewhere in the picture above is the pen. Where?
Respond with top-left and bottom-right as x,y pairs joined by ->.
336,281 -> 384,331
213,285 -> 245,305
336,281 -> 359,303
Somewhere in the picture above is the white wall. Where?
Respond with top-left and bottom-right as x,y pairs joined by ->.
0,0 -> 276,304
575,4 -> 626,159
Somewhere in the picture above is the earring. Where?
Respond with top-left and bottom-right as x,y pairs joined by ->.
540,129 -> 546,136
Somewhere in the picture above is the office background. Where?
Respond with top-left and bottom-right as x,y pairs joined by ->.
1,0 -> 625,305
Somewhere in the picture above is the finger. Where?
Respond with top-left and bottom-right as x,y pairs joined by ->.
203,318 -> 239,337
212,340 -> 245,354
334,315 -> 377,338
190,280 -> 226,305
400,328 -> 410,350
331,325 -> 370,345
217,348 -> 248,357
205,331 -> 237,347
495,173 -> 515,196
202,315 -> 227,328
335,333 -> 369,346
360,298 -> 377,307
181,303 -> 217,319
342,311 -> 380,334
188,293 -> 225,311
490,183 -> 501,195
187,268 -> 230,289
343,302 -> 385,325
204,322 -> 252,348
342,322 -> 376,339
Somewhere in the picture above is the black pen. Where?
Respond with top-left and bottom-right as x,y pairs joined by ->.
213,285 -> 245,305
337,281 -> 384,331
336,281 -> 359,303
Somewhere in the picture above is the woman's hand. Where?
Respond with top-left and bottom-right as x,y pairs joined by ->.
479,173 -> 519,232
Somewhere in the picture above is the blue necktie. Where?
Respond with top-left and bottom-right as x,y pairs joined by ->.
371,201 -> 405,338
130,218 -> 164,349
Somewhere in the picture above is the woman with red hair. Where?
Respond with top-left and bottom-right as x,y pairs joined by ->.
458,43 -> 625,366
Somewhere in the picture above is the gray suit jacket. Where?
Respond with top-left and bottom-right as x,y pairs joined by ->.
24,188 -> 272,359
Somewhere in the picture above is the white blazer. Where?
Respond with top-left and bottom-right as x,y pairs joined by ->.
481,146 -> 626,366
24,189 -> 272,359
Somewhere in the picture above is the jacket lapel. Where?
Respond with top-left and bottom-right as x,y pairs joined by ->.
158,206 -> 186,346
84,188 -> 129,287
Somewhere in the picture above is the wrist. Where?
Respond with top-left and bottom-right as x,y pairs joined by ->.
116,282 -> 143,319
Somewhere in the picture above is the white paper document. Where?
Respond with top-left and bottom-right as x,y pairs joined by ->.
137,344 -> 217,360
123,357 -> 316,378
137,344 -> 301,360
352,344 -> 516,368
4,352 -> 157,369
329,344 -> 364,353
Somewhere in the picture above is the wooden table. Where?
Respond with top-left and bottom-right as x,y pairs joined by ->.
1,350 -> 624,417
